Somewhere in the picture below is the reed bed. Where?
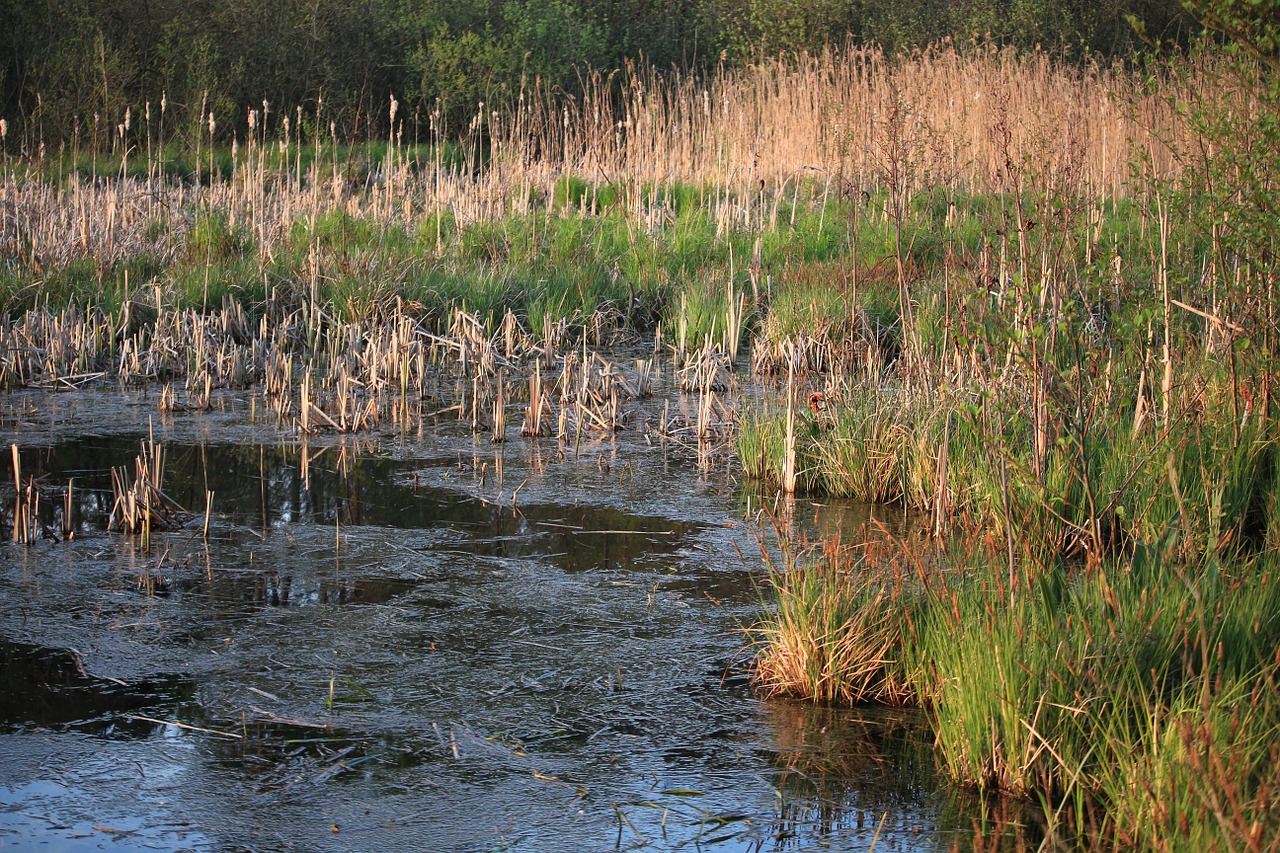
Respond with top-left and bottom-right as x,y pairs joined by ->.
496,43 -> 1186,199
739,86 -> 1280,840
0,285 -> 675,446
0,44 -> 1207,344
689,35 -> 1280,853
0,45 -> 1228,466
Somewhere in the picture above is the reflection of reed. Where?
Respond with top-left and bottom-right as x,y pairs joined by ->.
763,699 -> 1060,850
761,700 -> 935,844
183,571 -> 419,610
0,639 -> 193,735
5,413 -> 709,579
200,717 -> 373,801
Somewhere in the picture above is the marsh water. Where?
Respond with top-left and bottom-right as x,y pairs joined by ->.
0,380 -> 978,852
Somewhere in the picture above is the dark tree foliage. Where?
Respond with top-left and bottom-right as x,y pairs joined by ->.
1175,0 -> 1280,290
0,0 -> 1190,147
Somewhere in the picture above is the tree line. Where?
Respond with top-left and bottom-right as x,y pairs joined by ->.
1,0 -> 1190,148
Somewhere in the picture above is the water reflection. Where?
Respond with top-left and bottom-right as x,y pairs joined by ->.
0,395 -> 980,852
761,702 -> 939,847
4,437 -> 710,579
0,639 -> 191,737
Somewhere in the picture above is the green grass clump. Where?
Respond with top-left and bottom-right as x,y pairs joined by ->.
1,253 -> 165,316
754,531 -> 1280,848
171,257 -> 264,309
754,534 -> 913,705
739,388 -> 961,508
187,209 -> 251,263
759,269 -> 855,338
551,175 -> 617,211
742,382 -> 1280,570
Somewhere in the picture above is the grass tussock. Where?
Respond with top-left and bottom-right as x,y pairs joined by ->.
753,530 -> 914,705
753,528 -> 1280,847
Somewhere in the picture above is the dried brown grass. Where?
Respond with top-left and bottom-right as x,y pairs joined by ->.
1,44 -> 1207,274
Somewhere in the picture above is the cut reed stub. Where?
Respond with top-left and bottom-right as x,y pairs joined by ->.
7,444 -> 75,544
678,344 -> 732,393
491,370 -> 506,443
108,439 -> 191,536
520,361 -> 552,437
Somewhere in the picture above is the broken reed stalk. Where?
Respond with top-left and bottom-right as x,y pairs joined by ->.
724,279 -> 745,365
300,369 -> 312,432
933,418 -> 949,538
521,360 -> 549,437
10,444 -> 19,543
109,438 -> 189,538
62,478 -> 74,541
23,484 -> 36,545
783,364 -> 797,494
492,370 -> 506,443
634,359 -> 653,398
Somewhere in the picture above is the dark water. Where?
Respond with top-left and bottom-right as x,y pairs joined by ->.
0,386 -> 977,852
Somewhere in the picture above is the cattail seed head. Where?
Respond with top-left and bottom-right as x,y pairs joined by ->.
208,113 -> 215,136
1,119 -> 8,140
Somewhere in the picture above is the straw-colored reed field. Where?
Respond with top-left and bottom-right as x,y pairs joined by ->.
2,44 -> 1193,276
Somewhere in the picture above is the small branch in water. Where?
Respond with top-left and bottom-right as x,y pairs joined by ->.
125,714 -> 242,739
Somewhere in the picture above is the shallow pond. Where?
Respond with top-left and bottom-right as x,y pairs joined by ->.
0,384 -> 979,852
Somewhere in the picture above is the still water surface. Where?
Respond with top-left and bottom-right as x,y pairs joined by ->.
0,387 -> 969,852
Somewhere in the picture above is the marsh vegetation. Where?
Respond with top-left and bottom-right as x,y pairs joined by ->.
2,5 -> 1279,847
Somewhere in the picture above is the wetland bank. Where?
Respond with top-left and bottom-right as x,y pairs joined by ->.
4,10 -> 1280,849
